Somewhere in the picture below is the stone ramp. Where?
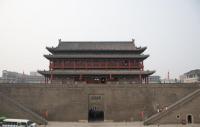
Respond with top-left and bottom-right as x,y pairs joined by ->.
0,92 -> 48,125
144,89 -> 200,125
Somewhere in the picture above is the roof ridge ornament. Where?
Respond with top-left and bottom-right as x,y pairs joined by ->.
132,38 -> 135,47
58,38 -> 62,43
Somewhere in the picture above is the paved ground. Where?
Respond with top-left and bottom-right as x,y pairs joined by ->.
39,122 -> 200,127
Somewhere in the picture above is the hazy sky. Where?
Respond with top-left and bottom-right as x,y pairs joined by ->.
0,0 -> 199,79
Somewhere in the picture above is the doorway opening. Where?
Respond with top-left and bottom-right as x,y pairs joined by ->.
88,107 -> 104,122
187,114 -> 193,124
88,95 -> 104,122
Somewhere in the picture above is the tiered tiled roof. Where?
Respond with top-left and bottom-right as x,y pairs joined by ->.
46,40 -> 147,53
38,69 -> 155,75
44,54 -> 149,59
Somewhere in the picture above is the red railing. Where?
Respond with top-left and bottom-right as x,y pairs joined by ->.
50,60 -> 143,69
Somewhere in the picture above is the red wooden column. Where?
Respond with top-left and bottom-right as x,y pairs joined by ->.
49,60 -> 51,70
46,77 -> 48,84
45,76 -> 46,84
47,77 -> 49,84
146,76 -> 148,84
79,75 -> 82,81
142,61 -> 144,71
109,74 -> 112,80
73,59 -> 76,69
105,60 -> 108,69
145,76 -> 148,84
50,71 -> 53,83
85,60 -> 87,69
116,60 -> 119,69
49,60 -> 53,84
139,74 -> 142,84
62,60 -> 64,69
128,59 -> 131,70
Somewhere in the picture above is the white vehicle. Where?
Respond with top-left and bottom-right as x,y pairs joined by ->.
2,119 -> 37,127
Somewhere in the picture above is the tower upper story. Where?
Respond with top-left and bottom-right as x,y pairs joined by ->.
44,39 -> 149,60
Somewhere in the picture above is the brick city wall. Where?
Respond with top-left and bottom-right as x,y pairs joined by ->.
0,83 -> 199,122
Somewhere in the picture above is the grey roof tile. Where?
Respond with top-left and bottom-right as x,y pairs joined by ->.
46,41 -> 146,51
38,69 -> 155,75
44,54 -> 149,59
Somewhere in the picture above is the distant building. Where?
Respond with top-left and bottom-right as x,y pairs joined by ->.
180,74 -> 186,83
1,70 -> 44,83
30,71 -> 42,76
161,78 -> 179,84
0,77 -> 4,83
148,76 -> 161,84
180,69 -> 200,83
26,72 -> 45,83
2,70 -> 25,83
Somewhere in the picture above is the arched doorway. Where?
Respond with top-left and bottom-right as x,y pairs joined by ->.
187,114 -> 193,124
88,106 -> 104,121
88,95 -> 104,122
